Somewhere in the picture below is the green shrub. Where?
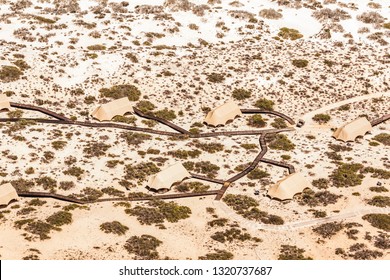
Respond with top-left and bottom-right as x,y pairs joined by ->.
167,149 -> 201,159
100,221 -> 129,235
125,53 -> 138,63
240,144 -> 258,150
292,59 -> 309,68
330,163 -> 364,187
7,110 -> 23,118
121,132 -> 151,146
175,182 -> 209,193
247,168 -> 269,180
232,88 -> 251,100
125,162 -> 160,182
75,187 -> 103,202
247,115 -> 266,128
297,189 -> 341,207
46,211 -> 72,227
362,214 -> 390,232
33,15 -> 56,24
198,250 -> 234,260
372,133 -> 390,146
126,200 -> 191,224
268,134 -> 295,151
63,166 -> 84,179
207,72 -> 225,83
35,176 -> 57,191
278,27 -> 303,40
207,218 -> 228,227
0,65 -> 23,82
112,115 -> 137,124
136,100 -> 156,112
271,118 -> 287,129
51,141 -> 67,150
151,108 -> 176,121
254,98 -> 274,110
312,178 -> 329,189
313,222 -> 344,238
28,199 -> 46,206
223,194 -> 258,211
10,178 -> 35,192
211,228 -> 251,243
369,186 -> 388,193
99,84 -> 141,101
183,161 -> 220,178
312,114 -> 330,124
193,140 -> 224,153
87,44 -> 106,50
101,187 -> 125,197
124,235 -> 162,260
278,245 -> 312,260
24,220 -> 60,240
83,142 -> 110,158
367,196 -> 390,207
13,59 -> 30,70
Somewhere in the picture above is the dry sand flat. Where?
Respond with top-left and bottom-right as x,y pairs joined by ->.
0,0 -> 389,260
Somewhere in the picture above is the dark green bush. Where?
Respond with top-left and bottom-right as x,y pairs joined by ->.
125,162 -> 160,182
367,196 -> 390,207
183,161 -> 220,178
313,222 -> 344,238
330,163 -> 364,187
0,65 -> 23,82
121,132 -> 151,146
268,134 -> 295,151
100,221 -> 129,235
278,245 -> 312,260
124,235 -> 162,260
278,27 -> 303,40
46,211 -> 72,227
362,214 -> 389,232
207,72 -> 225,83
254,98 -> 274,110
247,115 -> 266,128
312,113 -> 331,124
232,88 -> 251,100
372,133 -> 390,146
198,250 -> 234,260
99,84 -> 141,101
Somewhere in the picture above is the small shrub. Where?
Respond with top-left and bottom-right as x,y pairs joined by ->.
0,65 -> 23,82
259,9 -> 282,20
247,115 -> 266,128
330,163 -> 364,187
46,211 -> 72,227
99,84 -> 141,101
268,134 -> 295,151
198,250 -> 233,260
367,196 -> 390,208
278,245 -> 312,260
207,218 -> 228,227
136,100 -> 156,112
223,194 -> 258,211
87,44 -> 106,50
63,166 -> 85,179
100,221 -> 129,235
254,98 -> 274,110
83,142 -> 110,158
362,214 -> 390,232
312,113 -> 330,124
207,72 -> 225,83
278,27 -> 303,40
211,228 -> 251,243
247,168 -> 269,180
121,132 -> 151,146
51,141 -> 67,150
372,133 -> 390,146
124,235 -> 162,260
313,222 -> 344,238
232,88 -> 251,100
125,162 -> 160,182
292,59 -> 309,68
271,118 -> 287,129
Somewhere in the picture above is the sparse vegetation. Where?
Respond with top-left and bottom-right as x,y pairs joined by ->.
313,222 -> 344,238
0,66 -> 23,82
199,250 -> 234,260
100,221 -> 129,235
312,114 -> 331,124
124,235 -> 162,260
278,27 -> 303,40
278,245 -> 312,260
232,88 -> 251,100
99,85 -> 141,101
362,214 -> 390,232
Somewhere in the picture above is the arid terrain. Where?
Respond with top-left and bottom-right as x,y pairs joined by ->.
0,0 -> 389,260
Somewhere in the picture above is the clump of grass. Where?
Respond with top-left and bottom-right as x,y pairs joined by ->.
63,166 -> 85,179
100,221 -> 129,235
99,84 -> 141,101
247,168 -> 269,180
211,228 -> 252,243
124,235 -> 162,260
207,218 -> 228,227
152,108 -> 176,121
136,100 -> 156,112
193,140 -> 224,153
271,118 -> 287,129
167,149 -> 201,159
278,27 -> 303,40
24,220 -> 60,240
